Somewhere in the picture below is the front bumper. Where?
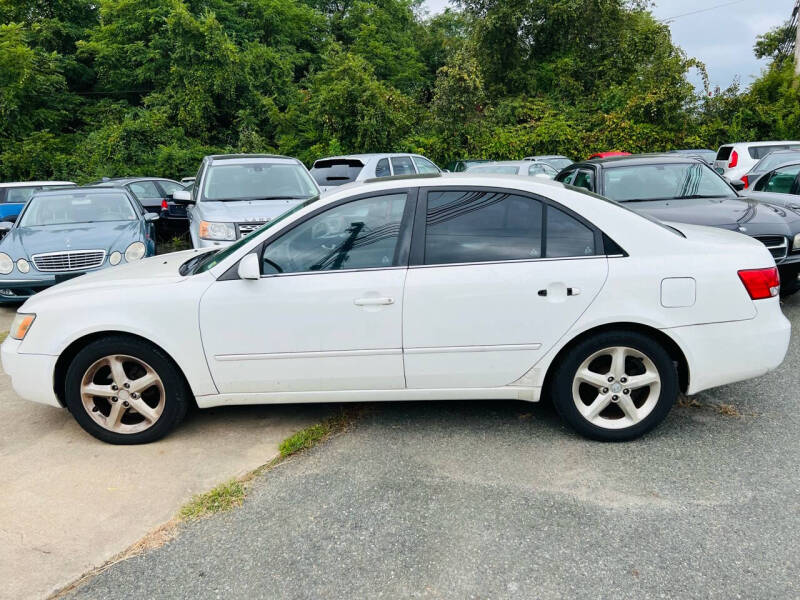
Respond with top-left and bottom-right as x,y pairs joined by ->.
665,296 -> 790,395
1,338 -> 61,407
0,279 -> 61,303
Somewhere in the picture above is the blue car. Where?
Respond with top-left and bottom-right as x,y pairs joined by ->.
0,181 -> 76,221
0,188 -> 158,303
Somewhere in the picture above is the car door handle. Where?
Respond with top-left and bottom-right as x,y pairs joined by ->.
538,287 -> 580,297
354,297 -> 394,306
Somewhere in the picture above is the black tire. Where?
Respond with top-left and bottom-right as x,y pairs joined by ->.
550,330 -> 678,441
64,336 -> 189,444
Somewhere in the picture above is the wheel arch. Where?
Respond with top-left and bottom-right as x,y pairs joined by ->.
540,322 -> 690,400
53,330 -> 194,408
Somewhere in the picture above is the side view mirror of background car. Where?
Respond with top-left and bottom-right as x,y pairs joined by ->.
730,179 -> 746,191
171,190 -> 194,204
237,253 -> 261,280
144,212 -> 160,222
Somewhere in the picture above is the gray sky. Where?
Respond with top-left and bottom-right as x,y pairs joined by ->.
423,0 -> 795,90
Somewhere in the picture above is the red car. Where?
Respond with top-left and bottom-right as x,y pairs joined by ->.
589,151 -> 631,159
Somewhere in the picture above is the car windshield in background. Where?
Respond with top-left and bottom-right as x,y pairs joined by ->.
755,151 -> 800,173
202,162 -> 318,201
469,165 -> 520,175
603,163 -> 736,202
545,158 -> 573,170
19,193 -> 136,227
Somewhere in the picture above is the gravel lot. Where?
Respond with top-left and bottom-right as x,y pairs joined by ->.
64,296 -> 800,599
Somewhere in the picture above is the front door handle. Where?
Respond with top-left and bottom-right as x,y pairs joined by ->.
354,297 -> 394,306
538,287 -> 581,297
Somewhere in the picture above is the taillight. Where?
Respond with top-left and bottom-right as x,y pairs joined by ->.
728,150 -> 738,168
738,267 -> 780,300
741,175 -> 749,189
161,199 -> 169,210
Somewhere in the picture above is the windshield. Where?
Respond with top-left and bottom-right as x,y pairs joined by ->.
544,158 -> 572,170
19,192 -> 137,227
468,165 -> 521,175
202,162 -> 318,201
187,196 -> 320,274
603,163 -> 736,202
754,152 -> 800,173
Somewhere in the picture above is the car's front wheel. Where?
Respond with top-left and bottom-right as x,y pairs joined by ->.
550,330 -> 678,441
64,336 -> 189,444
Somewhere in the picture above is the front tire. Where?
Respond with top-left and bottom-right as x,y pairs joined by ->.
64,336 -> 189,444
550,330 -> 678,441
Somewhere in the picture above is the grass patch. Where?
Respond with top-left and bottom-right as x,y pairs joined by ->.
179,480 -> 246,520
279,423 -> 331,457
157,235 -> 191,255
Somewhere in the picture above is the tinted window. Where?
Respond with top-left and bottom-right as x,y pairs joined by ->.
424,191 -> 543,265
716,146 -> 733,161
262,193 -> 407,274
546,206 -> 596,257
310,159 -> 364,187
572,169 -> 594,190
375,158 -> 390,178
758,165 -> 800,194
391,157 -> 415,176
413,157 -> 440,174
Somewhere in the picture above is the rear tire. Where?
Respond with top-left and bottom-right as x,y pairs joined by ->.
64,336 -> 189,444
550,330 -> 678,441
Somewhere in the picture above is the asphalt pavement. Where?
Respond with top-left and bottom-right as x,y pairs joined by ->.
64,296 -> 800,599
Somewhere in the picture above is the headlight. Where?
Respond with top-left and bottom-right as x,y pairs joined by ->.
124,242 -> 146,262
793,233 -> 800,250
199,221 -> 236,241
9,313 -> 35,340
109,251 -> 122,265
0,253 -> 11,275
16,258 -> 29,273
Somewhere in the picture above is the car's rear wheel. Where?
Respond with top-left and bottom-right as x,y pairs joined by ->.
551,331 -> 678,441
64,336 -> 189,444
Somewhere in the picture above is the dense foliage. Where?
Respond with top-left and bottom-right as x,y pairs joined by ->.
0,0 -> 796,181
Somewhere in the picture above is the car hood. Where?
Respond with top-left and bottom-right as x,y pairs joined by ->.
2,221 -> 143,257
740,190 -> 800,211
624,196 -> 800,231
196,199 -> 305,222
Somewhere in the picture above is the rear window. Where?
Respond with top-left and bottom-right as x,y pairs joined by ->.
716,146 -> 733,161
748,145 -> 800,160
310,159 -> 365,187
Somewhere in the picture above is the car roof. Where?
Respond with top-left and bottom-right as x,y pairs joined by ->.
573,155 -> 706,167
0,181 -> 74,187
90,177 -> 176,185
207,154 -> 296,162
720,141 -> 800,147
523,155 -> 570,160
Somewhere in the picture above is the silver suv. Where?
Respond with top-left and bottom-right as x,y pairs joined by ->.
173,154 -> 320,248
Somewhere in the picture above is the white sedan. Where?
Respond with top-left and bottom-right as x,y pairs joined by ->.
1,175 -> 790,444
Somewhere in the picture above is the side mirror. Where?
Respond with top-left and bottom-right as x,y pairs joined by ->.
172,190 -> 194,204
144,212 -> 160,222
0,222 -> 13,232
730,179 -> 746,192
237,253 -> 261,280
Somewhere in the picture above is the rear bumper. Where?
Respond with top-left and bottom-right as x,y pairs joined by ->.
665,296 -> 790,395
1,338 -> 61,407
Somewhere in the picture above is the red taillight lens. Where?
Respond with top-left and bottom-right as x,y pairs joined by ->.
161,199 -> 169,210
741,175 -> 749,188
728,150 -> 738,168
738,267 -> 780,300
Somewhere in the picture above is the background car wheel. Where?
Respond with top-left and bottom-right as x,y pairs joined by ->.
550,330 -> 678,441
64,336 -> 189,444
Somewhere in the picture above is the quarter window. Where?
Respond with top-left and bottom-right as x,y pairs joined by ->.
413,157 -> 440,174
262,193 -> 408,275
424,191 -> 543,265
391,156 -> 416,176
375,158 -> 391,178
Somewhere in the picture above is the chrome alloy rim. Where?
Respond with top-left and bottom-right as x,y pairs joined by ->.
80,354 -> 165,434
571,346 -> 661,430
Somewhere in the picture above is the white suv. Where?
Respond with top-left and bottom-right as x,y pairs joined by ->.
714,141 -> 800,182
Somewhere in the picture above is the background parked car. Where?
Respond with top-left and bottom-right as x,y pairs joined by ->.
444,159 -> 491,172
310,153 -> 440,191
88,177 -> 187,235
741,161 -> 800,207
0,187 -> 157,302
522,155 -> 574,170
557,155 -> 800,295
733,149 -> 800,189
666,149 -> 717,165
465,160 -> 558,178
713,141 -> 800,181
0,181 -> 76,222
173,154 -> 320,248
589,151 -> 631,159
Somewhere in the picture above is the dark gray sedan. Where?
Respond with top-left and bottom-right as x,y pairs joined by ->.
0,188 -> 158,302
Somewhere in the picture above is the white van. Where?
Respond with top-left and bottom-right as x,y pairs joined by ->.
714,141 -> 800,181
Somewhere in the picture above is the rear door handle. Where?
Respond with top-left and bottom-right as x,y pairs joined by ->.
538,287 -> 581,297
354,297 -> 394,306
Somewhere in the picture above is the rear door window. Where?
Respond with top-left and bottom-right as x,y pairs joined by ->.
546,206 -> 596,257
572,169 -> 594,191
756,164 -> 800,194
375,158 -> 391,178
391,156 -> 416,176
310,160 -> 365,187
